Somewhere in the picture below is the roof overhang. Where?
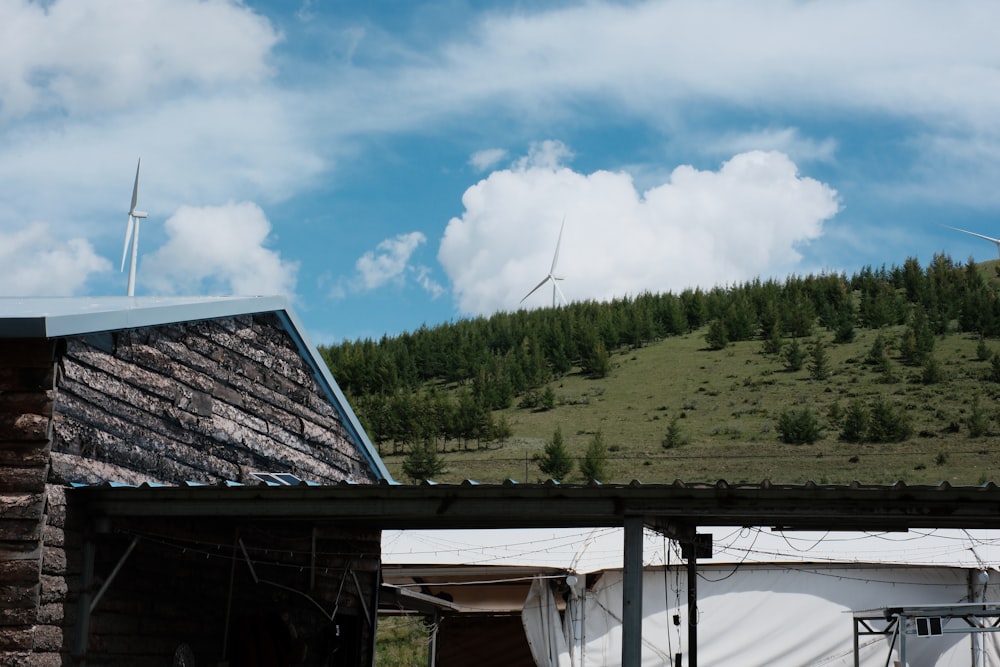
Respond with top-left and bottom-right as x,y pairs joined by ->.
0,296 -> 289,338
70,480 -> 1000,532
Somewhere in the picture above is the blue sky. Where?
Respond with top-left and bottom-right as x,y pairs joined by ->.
3,1 -> 1000,344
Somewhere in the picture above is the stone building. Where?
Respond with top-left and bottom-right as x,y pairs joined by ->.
0,296 -> 391,666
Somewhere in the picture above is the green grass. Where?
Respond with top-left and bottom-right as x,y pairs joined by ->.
375,616 -> 430,667
379,325 -> 1000,486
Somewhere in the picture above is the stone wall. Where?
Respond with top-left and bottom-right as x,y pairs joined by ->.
49,313 -> 378,486
0,340 -> 57,665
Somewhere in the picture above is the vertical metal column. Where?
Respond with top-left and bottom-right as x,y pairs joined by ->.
622,516 -> 644,667
687,547 -> 698,667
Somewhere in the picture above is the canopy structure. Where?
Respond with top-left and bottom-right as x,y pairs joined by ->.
72,480 -> 1000,667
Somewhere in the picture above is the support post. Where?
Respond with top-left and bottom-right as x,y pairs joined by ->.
622,515 -> 644,667
687,548 -> 698,667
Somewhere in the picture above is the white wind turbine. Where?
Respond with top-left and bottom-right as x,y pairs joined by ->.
941,225 -> 1000,258
521,216 -> 567,308
120,158 -> 148,296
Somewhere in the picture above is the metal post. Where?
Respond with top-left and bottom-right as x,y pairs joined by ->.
687,547 -> 698,667
428,612 -> 439,667
853,618 -> 860,667
622,516 -> 644,667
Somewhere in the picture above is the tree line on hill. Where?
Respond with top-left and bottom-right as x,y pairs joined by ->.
319,254 -> 1000,464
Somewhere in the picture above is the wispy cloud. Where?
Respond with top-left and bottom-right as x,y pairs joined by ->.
469,148 -> 508,172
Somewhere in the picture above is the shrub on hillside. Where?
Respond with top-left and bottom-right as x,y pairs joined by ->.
866,396 -> 912,442
776,409 -> 823,444
966,399 -> 991,438
839,399 -> 869,443
921,356 -> 945,384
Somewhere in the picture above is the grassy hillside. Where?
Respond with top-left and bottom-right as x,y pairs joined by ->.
376,322 -> 1000,486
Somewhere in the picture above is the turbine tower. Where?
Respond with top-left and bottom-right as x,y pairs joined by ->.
521,216 -> 567,308
120,158 -> 148,296
941,225 -> 1000,258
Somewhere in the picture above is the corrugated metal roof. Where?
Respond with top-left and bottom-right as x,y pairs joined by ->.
0,295 -> 393,482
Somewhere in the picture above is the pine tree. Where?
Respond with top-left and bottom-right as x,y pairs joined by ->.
977,336 -> 991,362
784,338 -> 805,371
580,430 -> 607,483
762,321 -> 783,355
840,399 -> 868,443
809,338 -> 830,380
662,416 -> 687,449
704,319 -> 728,350
537,426 -> 573,481
402,438 -> 446,483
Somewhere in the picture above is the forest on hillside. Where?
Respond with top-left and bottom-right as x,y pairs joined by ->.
319,254 -> 1000,460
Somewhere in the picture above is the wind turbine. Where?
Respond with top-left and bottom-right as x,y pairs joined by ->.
940,225 -> 1000,258
521,216 -> 567,308
120,158 -> 148,296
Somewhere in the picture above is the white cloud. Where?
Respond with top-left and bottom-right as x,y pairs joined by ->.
0,222 -> 109,295
322,0 -> 1000,205
142,202 -> 298,296
328,232 -> 444,299
355,232 -> 427,290
439,147 -> 840,315
513,140 -> 574,171
469,148 -> 508,172
0,0 -> 280,117
703,128 -> 838,164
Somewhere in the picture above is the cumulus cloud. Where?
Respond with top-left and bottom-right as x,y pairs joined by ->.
0,0 -> 280,117
439,148 -> 840,316
142,202 -> 298,296
0,222 -> 109,295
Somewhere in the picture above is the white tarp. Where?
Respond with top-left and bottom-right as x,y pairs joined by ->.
577,564 -> 1000,667
523,577 -> 574,667
383,528 -> 1000,666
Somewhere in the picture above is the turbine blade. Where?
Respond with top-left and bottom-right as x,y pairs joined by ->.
120,215 -> 134,272
130,158 -> 141,214
550,215 -> 566,274
521,275 -> 551,303
941,224 -> 1000,245
553,279 -> 568,306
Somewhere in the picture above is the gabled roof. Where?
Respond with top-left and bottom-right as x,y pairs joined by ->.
0,296 -> 392,481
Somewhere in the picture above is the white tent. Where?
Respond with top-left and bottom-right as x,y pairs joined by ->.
383,527 -> 1000,666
